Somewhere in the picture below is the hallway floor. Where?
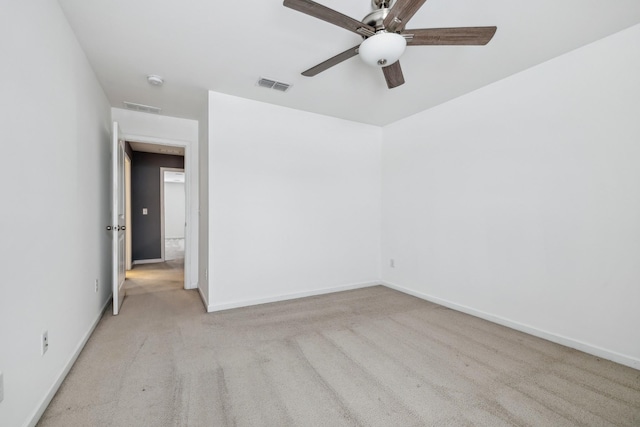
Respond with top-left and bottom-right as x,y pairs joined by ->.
125,258 -> 185,295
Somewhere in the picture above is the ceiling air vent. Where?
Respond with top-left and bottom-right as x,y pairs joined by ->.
257,77 -> 292,93
273,82 -> 291,92
123,101 -> 161,114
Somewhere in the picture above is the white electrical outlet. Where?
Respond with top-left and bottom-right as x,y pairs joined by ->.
204,268 -> 208,280
0,371 -> 4,403
390,259 -> 395,268
95,279 -> 99,292
42,331 -> 49,355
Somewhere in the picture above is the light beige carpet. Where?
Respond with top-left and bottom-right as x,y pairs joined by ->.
38,265 -> 640,426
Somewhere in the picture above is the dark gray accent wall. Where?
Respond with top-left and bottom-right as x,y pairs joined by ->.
131,151 -> 184,261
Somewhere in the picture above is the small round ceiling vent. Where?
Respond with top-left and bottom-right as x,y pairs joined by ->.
147,75 -> 164,86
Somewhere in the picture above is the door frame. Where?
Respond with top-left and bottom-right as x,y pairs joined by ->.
160,167 -> 185,262
120,133 -> 198,291
125,153 -> 133,270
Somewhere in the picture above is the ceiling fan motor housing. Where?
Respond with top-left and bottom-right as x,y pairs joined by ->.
363,6 -> 391,32
360,0 -> 405,68
372,0 -> 396,10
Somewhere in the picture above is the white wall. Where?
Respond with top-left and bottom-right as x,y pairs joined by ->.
381,24 -> 640,369
112,108 -> 199,290
0,1 -> 112,426
164,181 -> 186,238
208,92 -> 381,311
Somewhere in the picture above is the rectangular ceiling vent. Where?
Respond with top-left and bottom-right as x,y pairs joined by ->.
123,101 -> 161,114
257,77 -> 292,93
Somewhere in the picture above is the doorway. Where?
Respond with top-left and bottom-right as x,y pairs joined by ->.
127,141 -> 188,290
125,154 -> 132,270
161,168 -> 186,262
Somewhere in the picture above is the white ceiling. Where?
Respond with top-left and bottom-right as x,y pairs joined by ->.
57,0 -> 640,126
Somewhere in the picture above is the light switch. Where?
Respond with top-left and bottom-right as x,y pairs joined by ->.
142,208 -> 148,215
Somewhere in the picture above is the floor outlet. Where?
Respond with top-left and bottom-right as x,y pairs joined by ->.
42,331 -> 49,355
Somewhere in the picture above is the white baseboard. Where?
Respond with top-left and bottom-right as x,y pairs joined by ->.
27,297 -> 111,427
207,281 -> 379,313
132,258 -> 163,265
382,280 -> 640,370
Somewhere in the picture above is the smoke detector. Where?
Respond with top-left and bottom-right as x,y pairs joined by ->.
147,75 -> 164,86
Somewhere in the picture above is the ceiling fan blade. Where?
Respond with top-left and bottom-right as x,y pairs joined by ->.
302,45 -> 360,77
382,61 -> 405,89
383,0 -> 428,33
283,0 -> 375,36
404,27 -> 497,45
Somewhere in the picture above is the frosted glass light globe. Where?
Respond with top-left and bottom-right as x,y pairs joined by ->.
359,32 -> 407,67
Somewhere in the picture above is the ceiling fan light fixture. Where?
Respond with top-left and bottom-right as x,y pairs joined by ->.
359,32 -> 406,67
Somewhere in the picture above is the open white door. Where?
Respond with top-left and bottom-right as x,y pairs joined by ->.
111,122 -> 126,315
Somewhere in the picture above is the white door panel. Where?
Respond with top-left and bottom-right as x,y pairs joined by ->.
112,122 -> 126,315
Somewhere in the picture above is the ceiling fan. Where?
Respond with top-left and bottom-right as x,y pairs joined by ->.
283,0 -> 497,89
